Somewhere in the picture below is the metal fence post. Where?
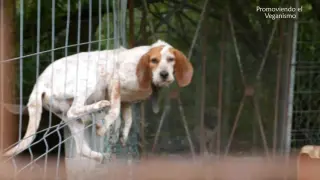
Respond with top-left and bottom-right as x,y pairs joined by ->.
283,0 -> 300,156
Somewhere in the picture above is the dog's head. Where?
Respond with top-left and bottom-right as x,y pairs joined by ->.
136,40 -> 194,90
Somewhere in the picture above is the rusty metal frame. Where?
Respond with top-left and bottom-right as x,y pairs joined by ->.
223,6 -> 283,158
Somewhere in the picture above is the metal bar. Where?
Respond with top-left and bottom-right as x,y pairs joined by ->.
177,97 -> 196,159
35,0 -> 46,176
129,0 -> 134,47
256,18 -> 279,79
121,0 -> 127,46
216,14 -> 226,157
63,0 -> 71,162
252,96 -> 270,158
256,0 -> 285,80
199,9 -> 208,155
19,0 -> 24,147
187,0 -> 209,60
50,0 -> 61,177
106,0 -> 110,50
284,0 -> 299,157
72,0 -> 82,159
86,0 -> 93,162
224,95 -> 246,156
152,100 -> 170,153
98,0 -> 102,51
113,0 -> 118,48
3,38 -> 117,63
91,0 -> 103,155
227,9 -> 246,86
272,20 -> 284,158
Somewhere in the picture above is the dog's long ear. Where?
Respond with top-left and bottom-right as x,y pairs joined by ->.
136,53 -> 152,90
173,49 -> 194,87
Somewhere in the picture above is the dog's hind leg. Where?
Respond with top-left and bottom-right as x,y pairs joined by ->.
65,118 -> 104,162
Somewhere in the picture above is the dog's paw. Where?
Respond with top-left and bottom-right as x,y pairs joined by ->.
94,100 -> 110,110
96,127 -> 107,136
100,153 -> 116,164
95,119 -> 104,129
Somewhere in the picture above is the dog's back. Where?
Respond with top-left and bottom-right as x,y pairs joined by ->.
3,47 -> 127,157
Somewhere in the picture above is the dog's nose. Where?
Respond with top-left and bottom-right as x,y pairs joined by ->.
160,70 -> 169,80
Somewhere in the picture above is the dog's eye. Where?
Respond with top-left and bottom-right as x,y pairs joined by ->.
167,57 -> 174,62
151,58 -> 158,64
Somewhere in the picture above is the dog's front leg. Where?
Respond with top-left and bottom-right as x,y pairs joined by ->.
120,102 -> 132,146
67,97 -> 110,120
96,80 -> 121,137
66,119 -> 105,162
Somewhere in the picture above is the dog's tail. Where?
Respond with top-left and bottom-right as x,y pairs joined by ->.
3,85 -> 44,157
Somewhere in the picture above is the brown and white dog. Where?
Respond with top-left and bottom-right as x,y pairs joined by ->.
3,40 -> 193,162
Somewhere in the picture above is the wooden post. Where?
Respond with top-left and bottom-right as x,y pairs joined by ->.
0,0 -> 17,154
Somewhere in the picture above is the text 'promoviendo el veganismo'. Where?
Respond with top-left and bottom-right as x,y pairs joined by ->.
256,6 -> 303,20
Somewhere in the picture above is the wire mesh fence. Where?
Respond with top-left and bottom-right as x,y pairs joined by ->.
291,3 -> 320,150
1,0 -> 134,178
0,0 -> 319,179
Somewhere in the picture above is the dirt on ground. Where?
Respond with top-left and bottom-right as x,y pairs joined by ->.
0,154 -> 305,180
